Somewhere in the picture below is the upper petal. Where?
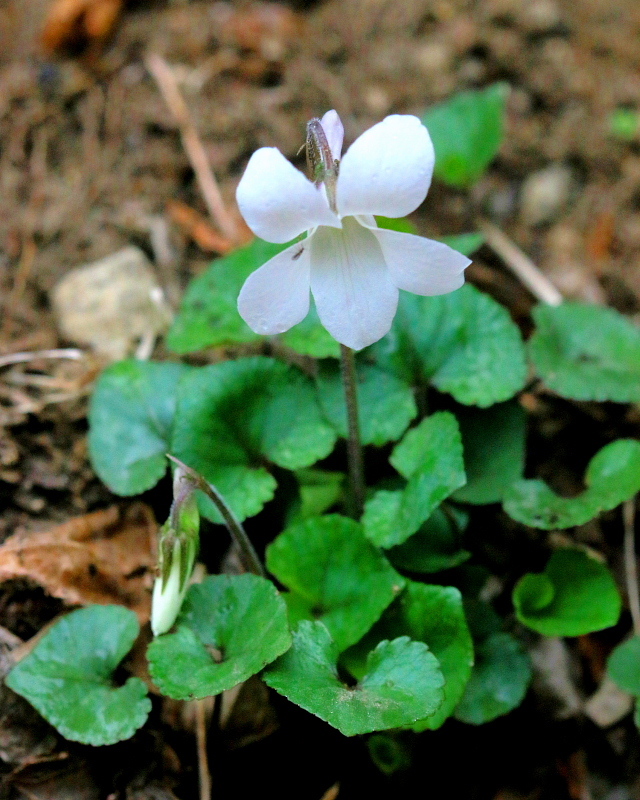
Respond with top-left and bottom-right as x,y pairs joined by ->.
320,110 -> 344,161
309,217 -> 399,351
336,115 -> 435,218
236,147 -> 340,243
370,226 -> 470,295
238,240 -> 311,335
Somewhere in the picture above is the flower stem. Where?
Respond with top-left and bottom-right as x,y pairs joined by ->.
167,455 -> 265,577
339,344 -> 365,518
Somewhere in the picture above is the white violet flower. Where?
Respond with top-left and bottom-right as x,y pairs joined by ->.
236,110 -> 471,351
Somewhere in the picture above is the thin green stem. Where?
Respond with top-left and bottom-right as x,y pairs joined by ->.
339,344 -> 365,518
167,455 -> 266,577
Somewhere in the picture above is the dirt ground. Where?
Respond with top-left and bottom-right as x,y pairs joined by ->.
1,0 -> 640,798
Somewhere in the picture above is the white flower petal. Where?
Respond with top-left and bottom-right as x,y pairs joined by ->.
238,240 -> 311,335
320,110 -> 344,161
336,115 -> 435,218
371,227 -> 470,295
309,217 -> 398,350
236,147 -> 340,243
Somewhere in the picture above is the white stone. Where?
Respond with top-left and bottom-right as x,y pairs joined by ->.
520,164 -> 573,226
51,246 -> 173,360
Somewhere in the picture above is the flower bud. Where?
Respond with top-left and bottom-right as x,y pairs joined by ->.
151,469 -> 199,636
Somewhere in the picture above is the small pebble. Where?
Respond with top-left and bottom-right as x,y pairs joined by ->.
519,0 -> 561,32
51,246 -> 173,360
520,163 -> 573,226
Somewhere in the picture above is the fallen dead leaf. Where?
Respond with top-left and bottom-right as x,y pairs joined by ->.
41,0 -> 124,53
0,504 -> 157,622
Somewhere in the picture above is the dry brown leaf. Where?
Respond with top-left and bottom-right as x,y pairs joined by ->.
41,0 -> 124,54
0,504 -> 157,622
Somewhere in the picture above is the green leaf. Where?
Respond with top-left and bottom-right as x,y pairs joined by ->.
367,733 -> 412,775
287,468 -> 345,524
422,83 -> 508,188
375,216 -> 419,234
279,307 -> 340,358
266,515 -> 404,652
607,637 -> 640,695
455,632 -> 531,724
439,232 -> 485,256
610,108 -> 640,141
171,357 -> 336,522
316,362 -> 417,447
370,285 -> 527,407
503,439 -> 640,529
166,239 -> 339,358
263,621 -> 444,736
363,413 -> 466,548
88,360 -> 191,495
147,574 -> 291,700
376,218 -> 484,257
341,582 -> 473,730
513,548 -> 621,636
6,606 -> 150,746
453,401 -> 527,504
528,302 -> 640,403
386,506 -> 470,573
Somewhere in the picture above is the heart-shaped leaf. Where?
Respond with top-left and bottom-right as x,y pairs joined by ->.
370,285 -> 527,407
342,581 -> 474,730
607,636 -> 640,695
6,606 -> 150,746
453,400 -> 527,505
422,83 -> 508,188
528,302 -> 640,403
266,515 -> 404,652
88,360 -> 191,495
263,621 -> 444,736
287,468 -> 345,525
503,439 -> 640,529
166,239 -> 339,358
147,574 -> 291,700
171,357 -> 337,522
386,506 -> 470,574
316,362 -> 417,447
513,548 -> 621,636
455,632 -> 531,725
363,413 -> 466,548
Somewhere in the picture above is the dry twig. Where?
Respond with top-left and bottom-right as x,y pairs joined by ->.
195,699 -> 212,800
477,219 -> 564,306
623,499 -> 640,636
0,348 -> 84,369
145,53 -> 240,245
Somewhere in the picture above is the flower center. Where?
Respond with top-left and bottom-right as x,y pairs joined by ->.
306,118 -> 339,214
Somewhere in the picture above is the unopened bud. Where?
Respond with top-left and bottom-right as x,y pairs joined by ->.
151,468 -> 199,636
306,111 -> 342,213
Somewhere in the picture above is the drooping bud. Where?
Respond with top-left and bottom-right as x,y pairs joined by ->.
151,467 -> 199,636
306,110 -> 342,213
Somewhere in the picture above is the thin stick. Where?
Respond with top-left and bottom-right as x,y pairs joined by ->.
339,345 -> 365,518
195,699 -> 212,800
477,219 -> 564,306
623,499 -> 640,636
167,455 -> 265,577
145,53 -> 239,244
0,348 -> 84,369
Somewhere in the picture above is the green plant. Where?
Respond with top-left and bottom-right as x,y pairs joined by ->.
7,87 -> 637,759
